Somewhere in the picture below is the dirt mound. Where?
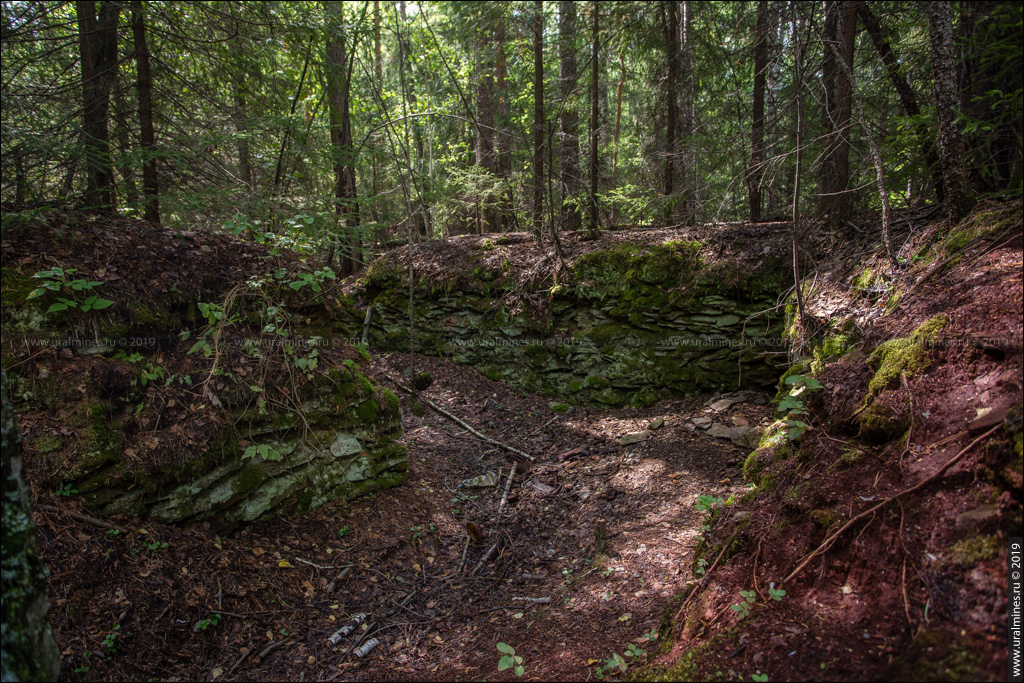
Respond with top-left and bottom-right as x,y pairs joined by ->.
658,199 -> 1022,681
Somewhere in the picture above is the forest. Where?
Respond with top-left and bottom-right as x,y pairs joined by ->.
1,1 -> 1022,682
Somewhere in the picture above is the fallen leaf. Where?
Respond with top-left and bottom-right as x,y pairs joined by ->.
278,560 -> 292,568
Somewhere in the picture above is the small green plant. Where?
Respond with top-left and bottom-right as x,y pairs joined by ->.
338,525 -> 352,538
751,673 -> 769,682
27,266 -> 114,313
768,582 -> 786,601
625,642 -> 645,658
731,590 -> 757,620
694,494 -> 724,513
55,482 -> 78,497
410,525 -> 423,541
694,557 -> 709,577
146,540 -> 169,552
497,642 -> 526,677
104,529 -> 121,541
243,443 -> 284,462
101,624 -> 120,652
194,613 -> 221,631
777,374 -> 824,440
595,652 -> 628,678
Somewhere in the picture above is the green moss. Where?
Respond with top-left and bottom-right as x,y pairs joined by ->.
410,398 -> 425,417
480,366 -> 502,381
355,398 -> 379,422
866,315 -> 948,395
568,380 -> 583,393
858,400 -> 910,443
549,403 -> 571,414
809,508 -> 840,530
948,534 -> 1001,565
381,388 -> 400,415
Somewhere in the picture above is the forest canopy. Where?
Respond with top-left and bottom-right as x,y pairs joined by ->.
1,1 -> 1021,267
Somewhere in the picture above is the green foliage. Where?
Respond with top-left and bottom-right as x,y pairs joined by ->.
54,482 -> 78,497
243,443 -> 284,462
194,613 -> 221,632
26,267 -> 113,313
496,642 -> 525,677
730,590 -> 757,620
101,624 -> 120,653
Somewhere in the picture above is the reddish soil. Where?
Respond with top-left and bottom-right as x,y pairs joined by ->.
29,348 -> 771,681
5,200 -> 1021,682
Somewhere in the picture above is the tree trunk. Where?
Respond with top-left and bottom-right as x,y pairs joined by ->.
558,0 -> 581,233
475,8 -> 496,232
131,0 -> 159,222
928,1 -> 974,223
588,0 -> 599,237
662,1 -> 679,199
532,0 -> 545,240
611,52 -> 624,226
791,4 -> 807,347
325,1 -> 361,274
749,0 -> 768,221
818,0 -> 856,225
495,11 -> 512,232
679,0 -> 694,223
857,1 -> 944,202
77,0 -> 120,211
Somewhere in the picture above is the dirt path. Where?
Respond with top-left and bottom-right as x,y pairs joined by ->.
36,350 -> 772,682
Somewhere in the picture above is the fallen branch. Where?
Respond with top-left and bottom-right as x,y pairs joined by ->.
392,381 -> 535,460
510,596 -> 550,604
498,467 -> 516,511
471,544 -> 499,577
36,504 -> 127,534
783,425 -> 1001,585
325,566 -> 351,593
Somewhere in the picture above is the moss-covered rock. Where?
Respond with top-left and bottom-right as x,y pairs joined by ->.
365,239 -> 788,406
866,315 -> 948,396
2,371 -> 61,682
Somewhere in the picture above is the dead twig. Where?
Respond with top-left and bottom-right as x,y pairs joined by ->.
392,381 -> 535,461
36,504 -> 126,534
783,425 -> 1001,585
498,466 -> 515,511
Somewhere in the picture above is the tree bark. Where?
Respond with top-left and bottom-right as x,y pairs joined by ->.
928,1 -> 974,223
532,0 -> 545,240
588,0 -> 599,237
857,0 -> 944,202
679,0 -> 694,223
749,0 -> 768,221
662,1 -> 679,199
77,0 -> 120,211
475,7 -> 496,233
130,0 -> 158,222
325,1 -> 361,274
495,11 -> 512,232
558,0 -> 581,233
791,4 -> 807,346
818,0 -> 856,225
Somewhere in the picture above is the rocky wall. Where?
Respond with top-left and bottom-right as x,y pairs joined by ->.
365,240 -> 788,406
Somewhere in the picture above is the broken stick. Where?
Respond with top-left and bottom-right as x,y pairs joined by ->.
392,381 -> 535,460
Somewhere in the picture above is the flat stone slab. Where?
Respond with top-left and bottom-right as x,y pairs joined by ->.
692,416 -> 713,429
620,431 -> 651,445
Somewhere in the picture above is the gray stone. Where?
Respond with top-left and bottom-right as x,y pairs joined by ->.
648,417 -> 665,430
330,434 -> 364,459
955,505 -> 1000,530
620,431 -> 651,445
709,397 -> 743,411
692,416 -> 713,429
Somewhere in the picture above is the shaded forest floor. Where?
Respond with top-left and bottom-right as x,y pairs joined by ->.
6,198 -> 1022,681
31,345 -> 769,681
